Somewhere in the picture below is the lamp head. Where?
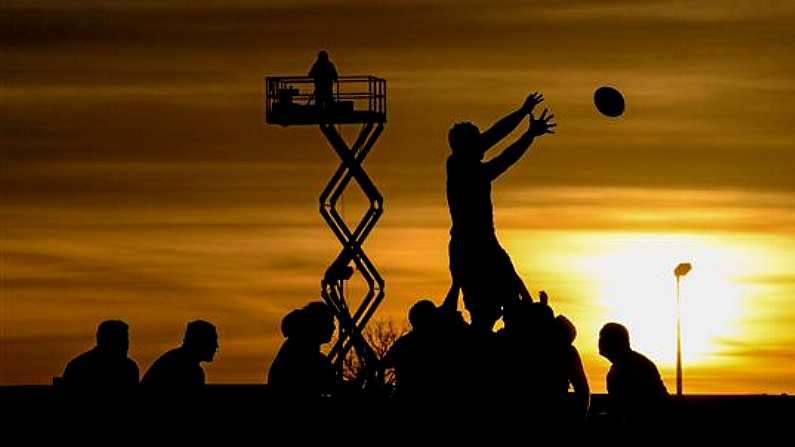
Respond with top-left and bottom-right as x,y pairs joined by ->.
675,262 -> 692,277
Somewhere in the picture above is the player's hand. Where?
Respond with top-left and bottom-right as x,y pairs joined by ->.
530,109 -> 556,136
539,290 -> 549,305
522,92 -> 544,114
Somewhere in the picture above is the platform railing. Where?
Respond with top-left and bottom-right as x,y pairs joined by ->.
266,76 -> 386,125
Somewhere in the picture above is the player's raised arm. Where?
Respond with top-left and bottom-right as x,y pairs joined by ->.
480,92 -> 544,152
484,108 -> 555,180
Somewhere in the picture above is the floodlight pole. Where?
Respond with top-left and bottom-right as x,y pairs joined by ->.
674,262 -> 692,398
676,274 -> 682,397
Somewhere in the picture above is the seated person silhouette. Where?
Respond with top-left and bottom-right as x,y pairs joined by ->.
61,320 -> 139,392
268,302 -> 339,399
308,50 -> 338,110
141,320 -> 218,389
446,92 -> 556,331
382,300 -> 444,402
599,322 -> 669,424
552,314 -> 590,421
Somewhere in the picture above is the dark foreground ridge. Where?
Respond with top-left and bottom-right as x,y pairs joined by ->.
3,385 -> 793,437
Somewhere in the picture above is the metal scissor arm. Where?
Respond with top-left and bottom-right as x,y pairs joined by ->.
318,123 -> 386,373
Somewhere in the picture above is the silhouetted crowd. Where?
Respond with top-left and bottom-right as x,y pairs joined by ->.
60,294 -> 668,427
270,288 -> 668,426
60,320 -> 218,397
58,84 -> 669,428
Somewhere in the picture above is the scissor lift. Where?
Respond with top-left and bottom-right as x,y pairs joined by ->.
265,75 -> 387,379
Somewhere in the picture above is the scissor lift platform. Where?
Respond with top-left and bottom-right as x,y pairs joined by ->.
266,76 -> 386,126
265,73 -> 387,382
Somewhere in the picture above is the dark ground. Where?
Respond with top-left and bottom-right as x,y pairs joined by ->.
2,385 -> 793,440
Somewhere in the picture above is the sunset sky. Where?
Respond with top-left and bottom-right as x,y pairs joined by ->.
3,0 -> 795,393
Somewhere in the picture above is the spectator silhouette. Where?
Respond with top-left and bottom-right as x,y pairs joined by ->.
141,320 -> 218,389
446,93 -> 556,331
382,299 -> 443,402
553,314 -> 590,421
308,50 -> 338,110
599,322 -> 668,424
268,302 -> 339,400
61,320 -> 139,392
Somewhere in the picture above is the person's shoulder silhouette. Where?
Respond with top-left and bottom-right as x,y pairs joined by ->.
268,302 -> 338,399
62,320 -> 139,391
141,320 -> 218,388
